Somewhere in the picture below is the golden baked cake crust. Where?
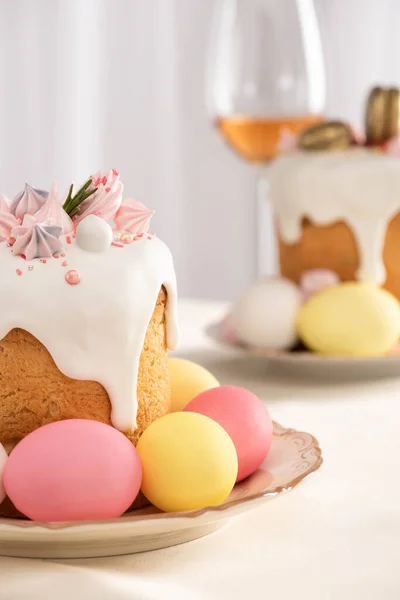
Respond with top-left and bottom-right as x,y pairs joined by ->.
0,288 -> 170,448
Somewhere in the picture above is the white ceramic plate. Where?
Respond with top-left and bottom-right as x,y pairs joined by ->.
205,320 -> 400,380
0,422 -> 322,559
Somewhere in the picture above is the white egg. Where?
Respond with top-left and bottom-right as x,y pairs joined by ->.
0,443 -> 7,503
231,278 -> 302,349
75,215 -> 113,253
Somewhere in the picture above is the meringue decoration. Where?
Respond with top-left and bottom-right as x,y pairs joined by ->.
10,184 -> 48,220
74,169 -> 123,224
277,128 -> 298,154
76,214 -> 113,253
0,193 -> 10,213
114,198 -> 155,234
0,194 -> 19,242
12,214 -> 62,261
300,269 -> 340,300
383,135 -> 400,157
34,182 -> 74,234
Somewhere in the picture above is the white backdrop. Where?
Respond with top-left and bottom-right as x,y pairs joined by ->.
0,0 -> 400,299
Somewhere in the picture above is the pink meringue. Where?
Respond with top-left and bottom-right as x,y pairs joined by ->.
114,198 -> 155,234
0,193 -> 10,213
383,135 -> 400,157
10,184 -> 47,220
300,269 -> 339,300
74,169 -> 123,224
12,214 -> 62,260
0,195 -> 19,241
34,182 -> 74,234
277,128 -> 298,154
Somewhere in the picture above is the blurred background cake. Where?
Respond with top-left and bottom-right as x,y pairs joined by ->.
269,87 -> 400,301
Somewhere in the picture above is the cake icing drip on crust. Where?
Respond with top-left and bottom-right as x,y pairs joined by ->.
267,148 -> 400,284
0,234 -> 178,432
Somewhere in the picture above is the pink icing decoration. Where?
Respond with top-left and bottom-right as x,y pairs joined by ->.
277,128 -> 298,154
10,184 -> 47,220
219,313 -> 240,345
65,269 -> 80,285
3,419 -> 142,521
300,269 -> 339,300
114,198 -> 155,234
34,182 -> 74,234
383,135 -> 400,157
0,212 -> 19,242
0,193 -> 10,212
74,169 -> 123,224
12,214 -> 62,261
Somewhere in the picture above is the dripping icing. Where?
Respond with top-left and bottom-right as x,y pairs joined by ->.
267,148 -> 400,284
0,236 -> 178,432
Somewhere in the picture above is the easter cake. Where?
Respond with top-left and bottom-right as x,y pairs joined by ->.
0,169 -> 178,515
230,87 -> 400,357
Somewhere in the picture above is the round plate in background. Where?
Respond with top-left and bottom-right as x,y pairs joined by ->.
205,321 -> 400,381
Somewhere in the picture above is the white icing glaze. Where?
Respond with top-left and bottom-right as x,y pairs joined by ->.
267,148 -> 400,284
0,236 -> 178,432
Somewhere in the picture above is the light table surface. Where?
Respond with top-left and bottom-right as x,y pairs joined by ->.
1,299 -> 400,600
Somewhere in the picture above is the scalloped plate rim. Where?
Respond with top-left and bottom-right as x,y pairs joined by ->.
0,421 -> 322,535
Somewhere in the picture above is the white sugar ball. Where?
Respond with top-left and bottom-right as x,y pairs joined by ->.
231,278 -> 302,349
76,215 -> 113,253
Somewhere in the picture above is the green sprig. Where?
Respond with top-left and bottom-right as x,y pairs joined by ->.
63,179 -> 98,218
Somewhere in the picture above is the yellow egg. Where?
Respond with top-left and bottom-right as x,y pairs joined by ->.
136,412 -> 238,512
168,358 -> 219,412
297,282 -> 400,356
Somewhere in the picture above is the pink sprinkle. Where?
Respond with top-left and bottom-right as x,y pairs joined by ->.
137,233 -> 144,238
101,175 -> 107,185
8,236 -> 16,246
21,255 -> 26,260
105,187 -> 111,192
54,254 -> 59,259
94,177 -> 101,186
16,269 -> 22,276
65,269 -> 80,285
112,168 -> 119,176
42,259 -> 47,264
62,261 -> 68,267
61,253 -> 66,257
66,236 -> 71,244
147,235 -> 152,240
111,241 -> 124,248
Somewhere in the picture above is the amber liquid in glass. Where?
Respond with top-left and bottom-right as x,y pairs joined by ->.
215,114 -> 322,162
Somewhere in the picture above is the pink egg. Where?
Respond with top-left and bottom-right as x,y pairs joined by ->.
185,386 -> 273,482
4,419 -> 142,521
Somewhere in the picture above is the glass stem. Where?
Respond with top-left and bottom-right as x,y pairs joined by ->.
256,170 -> 278,277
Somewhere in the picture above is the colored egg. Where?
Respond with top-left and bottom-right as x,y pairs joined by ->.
297,282 -> 400,356
136,412 -> 238,512
231,278 -> 302,349
185,386 -> 273,482
0,443 -> 7,504
168,358 -> 219,412
3,419 -> 142,521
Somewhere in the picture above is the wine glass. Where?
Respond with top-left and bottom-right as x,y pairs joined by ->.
206,0 -> 326,274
